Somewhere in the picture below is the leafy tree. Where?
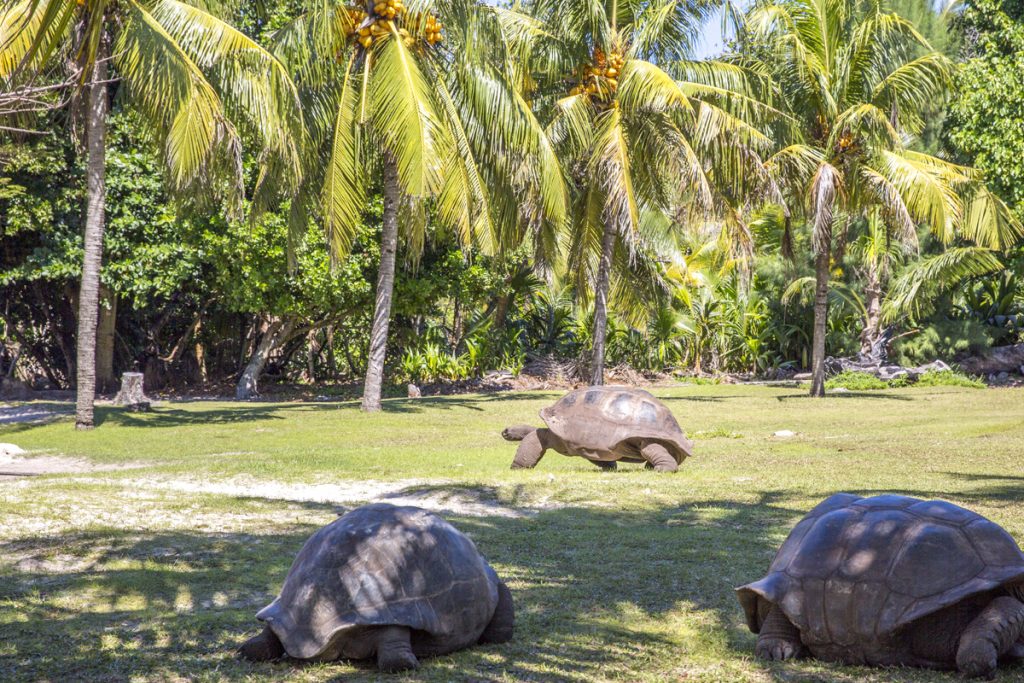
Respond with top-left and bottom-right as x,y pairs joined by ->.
946,0 -> 1024,221
1,0 -> 303,427
271,0 -> 565,410
737,0 -> 1019,396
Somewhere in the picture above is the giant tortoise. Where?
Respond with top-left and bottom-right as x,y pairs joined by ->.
502,385 -> 693,472
238,503 -> 514,671
737,493 -> 1024,679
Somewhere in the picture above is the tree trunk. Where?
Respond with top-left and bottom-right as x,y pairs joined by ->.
95,284 -> 117,393
859,264 -> 883,360
590,218 -> 616,386
325,324 -> 337,379
305,328 -> 322,382
235,318 -> 294,400
75,47 -> 109,430
810,246 -> 831,398
114,372 -> 150,411
361,157 -> 400,412
194,318 -> 207,383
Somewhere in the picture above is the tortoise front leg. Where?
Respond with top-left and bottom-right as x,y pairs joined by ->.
511,428 -> 552,469
755,605 -> 804,662
237,625 -> 285,661
376,625 -> 419,672
956,596 -> 1024,679
479,580 -> 515,644
640,443 -> 678,472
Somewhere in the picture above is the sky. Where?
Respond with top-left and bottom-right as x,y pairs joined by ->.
693,7 -> 727,59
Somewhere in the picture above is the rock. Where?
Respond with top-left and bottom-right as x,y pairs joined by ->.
830,387 -> 850,394
0,377 -> 30,401
998,372 -> 1010,381
825,356 -> 952,382
0,443 -> 26,458
958,343 -> 1024,375
773,430 -> 797,438
407,384 -> 422,398
793,372 -> 812,381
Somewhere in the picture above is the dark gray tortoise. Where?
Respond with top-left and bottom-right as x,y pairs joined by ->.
238,503 -> 514,672
502,385 -> 693,472
737,493 -> 1024,679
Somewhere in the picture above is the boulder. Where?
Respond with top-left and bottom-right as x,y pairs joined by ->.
0,443 -> 26,458
958,343 -> 1024,376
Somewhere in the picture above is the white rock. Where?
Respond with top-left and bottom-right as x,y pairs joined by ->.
773,430 -> 797,438
0,443 -> 26,457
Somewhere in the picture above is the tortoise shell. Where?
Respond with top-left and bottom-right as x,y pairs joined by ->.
737,493 -> 1024,652
540,386 -> 693,462
257,504 -> 500,660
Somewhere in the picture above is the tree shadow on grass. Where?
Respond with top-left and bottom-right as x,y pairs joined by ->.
0,493 -> 789,681
90,393 -> 547,427
2,488 -> 997,682
841,472 -> 1024,508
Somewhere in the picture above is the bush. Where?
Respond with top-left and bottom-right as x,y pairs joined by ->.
894,319 -> 1002,367
826,371 -> 888,390
914,370 -> 986,389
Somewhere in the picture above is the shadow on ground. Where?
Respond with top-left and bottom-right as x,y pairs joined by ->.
3,486 -> 1014,682
83,393 -> 547,428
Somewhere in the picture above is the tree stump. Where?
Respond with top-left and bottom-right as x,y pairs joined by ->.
114,372 -> 151,412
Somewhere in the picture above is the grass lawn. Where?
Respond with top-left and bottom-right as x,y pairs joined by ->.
2,383 -> 1023,682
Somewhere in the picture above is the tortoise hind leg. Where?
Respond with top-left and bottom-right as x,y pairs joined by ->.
238,625 -> 285,661
376,626 -> 419,672
479,581 -> 515,644
511,428 -> 552,469
755,605 -> 804,662
641,443 -> 678,472
956,596 -> 1024,679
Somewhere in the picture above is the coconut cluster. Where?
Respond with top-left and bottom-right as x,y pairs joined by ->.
570,48 -> 625,99
346,6 -> 367,31
351,1 -> 444,50
423,14 -> 444,45
373,0 -> 403,19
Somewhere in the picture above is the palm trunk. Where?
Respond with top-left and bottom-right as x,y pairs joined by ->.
810,246 -> 830,397
860,264 -> 883,360
75,50 -> 109,429
361,157 -> 400,412
590,218 -> 616,386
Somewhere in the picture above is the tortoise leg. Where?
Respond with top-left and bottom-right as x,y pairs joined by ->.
479,580 -> 515,644
956,596 -> 1024,679
755,605 -> 804,662
640,443 -> 678,472
511,428 -> 551,469
593,460 -> 617,471
376,625 -> 419,672
502,425 -> 536,441
237,625 -> 285,661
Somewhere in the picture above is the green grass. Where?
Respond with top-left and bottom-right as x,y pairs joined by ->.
2,384 -> 1023,682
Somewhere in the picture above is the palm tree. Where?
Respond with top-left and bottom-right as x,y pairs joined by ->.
271,0 -> 565,411
513,0 -> 775,384
736,0 -> 1020,396
1,0 -> 303,427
